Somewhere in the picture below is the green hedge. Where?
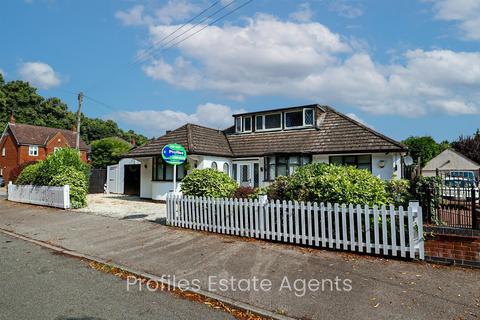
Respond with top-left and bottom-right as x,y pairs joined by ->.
15,148 -> 90,208
267,163 -> 391,206
181,168 -> 238,198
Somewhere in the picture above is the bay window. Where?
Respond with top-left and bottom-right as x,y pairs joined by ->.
329,155 -> 372,172
265,155 -> 311,181
152,156 -> 187,181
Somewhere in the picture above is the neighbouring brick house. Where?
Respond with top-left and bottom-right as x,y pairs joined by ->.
0,114 -> 88,183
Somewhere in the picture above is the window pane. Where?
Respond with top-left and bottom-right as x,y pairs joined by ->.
277,156 -> 287,164
165,164 -> 173,180
277,164 -> 287,176
358,155 -> 371,164
265,114 -> 281,129
304,109 -> 314,125
330,156 -> 342,164
285,111 -> 303,127
301,156 -> 311,166
268,157 -> 275,165
357,164 -> 370,171
288,156 -> 299,165
223,163 -> 229,175
344,156 -> 356,165
256,116 -> 263,130
232,164 -> 237,180
243,117 -> 252,131
235,117 -> 242,132
268,165 -> 275,180
155,158 -> 164,180
177,164 -> 186,179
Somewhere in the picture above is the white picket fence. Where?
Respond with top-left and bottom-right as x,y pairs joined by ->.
166,194 -> 424,260
7,182 -> 70,209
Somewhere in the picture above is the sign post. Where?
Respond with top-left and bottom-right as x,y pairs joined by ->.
161,144 -> 187,193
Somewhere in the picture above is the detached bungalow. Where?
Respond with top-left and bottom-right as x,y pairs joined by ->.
123,104 -> 407,200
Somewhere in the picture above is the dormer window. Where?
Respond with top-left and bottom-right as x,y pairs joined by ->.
256,113 -> 282,131
285,108 -> 314,129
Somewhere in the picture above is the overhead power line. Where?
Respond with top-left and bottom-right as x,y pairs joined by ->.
135,0 -> 222,64
162,0 -> 254,52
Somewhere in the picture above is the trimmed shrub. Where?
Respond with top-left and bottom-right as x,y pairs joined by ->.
15,162 -> 42,185
284,163 -> 390,206
233,186 -> 256,199
265,176 -> 289,201
181,168 -> 238,198
385,179 -> 412,207
14,148 -> 90,208
50,167 -> 89,208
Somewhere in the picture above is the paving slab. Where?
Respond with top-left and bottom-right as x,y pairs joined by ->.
0,199 -> 478,320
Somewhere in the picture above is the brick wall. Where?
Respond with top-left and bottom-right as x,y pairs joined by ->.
425,226 -> 480,268
0,135 -> 19,182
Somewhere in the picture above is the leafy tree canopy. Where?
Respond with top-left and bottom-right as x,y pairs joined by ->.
451,130 -> 480,164
402,136 -> 449,167
0,72 -> 148,146
90,137 -> 132,168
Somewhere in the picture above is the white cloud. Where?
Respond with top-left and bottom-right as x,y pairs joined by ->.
109,103 -> 245,136
115,1 -> 199,26
329,1 -> 363,19
115,5 -> 150,26
18,62 -> 61,89
290,3 -> 314,22
139,14 -> 480,116
428,0 -> 480,40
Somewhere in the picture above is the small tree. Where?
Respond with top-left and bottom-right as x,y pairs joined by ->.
90,137 -> 132,168
402,136 -> 447,167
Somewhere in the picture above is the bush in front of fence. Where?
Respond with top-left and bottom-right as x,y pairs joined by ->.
181,168 -> 238,198
15,148 -> 90,208
268,163 -> 391,206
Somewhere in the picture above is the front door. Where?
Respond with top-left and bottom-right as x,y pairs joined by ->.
236,161 -> 260,188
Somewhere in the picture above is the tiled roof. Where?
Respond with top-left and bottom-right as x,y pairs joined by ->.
6,123 -> 88,150
124,106 -> 406,158
125,124 -> 233,158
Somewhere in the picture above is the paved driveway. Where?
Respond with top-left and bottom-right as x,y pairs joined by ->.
74,193 -> 166,223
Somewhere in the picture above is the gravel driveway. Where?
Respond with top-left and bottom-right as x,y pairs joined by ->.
74,193 -> 166,223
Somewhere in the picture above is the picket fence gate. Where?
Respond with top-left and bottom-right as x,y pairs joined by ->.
166,194 -> 424,260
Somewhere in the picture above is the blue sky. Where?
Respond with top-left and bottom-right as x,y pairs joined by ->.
1,0 -> 479,141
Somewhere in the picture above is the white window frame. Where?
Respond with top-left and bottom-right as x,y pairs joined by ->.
303,108 -> 314,127
1,147 -> 5,157
235,117 -> 242,133
28,145 -> 39,157
242,116 -> 252,133
255,112 -> 282,132
284,110 -> 304,129
284,108 -> 315,129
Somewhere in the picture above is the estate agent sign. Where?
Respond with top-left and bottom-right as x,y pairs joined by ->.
161,144 -> 187,192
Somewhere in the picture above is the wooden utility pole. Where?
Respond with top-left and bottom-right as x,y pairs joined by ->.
76,92 -> 84,149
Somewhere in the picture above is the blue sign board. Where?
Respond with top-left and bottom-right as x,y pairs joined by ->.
162,144 -> 187,165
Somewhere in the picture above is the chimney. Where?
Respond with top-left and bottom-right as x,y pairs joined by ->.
9,111 -> 15,124
130,136 -> 136,147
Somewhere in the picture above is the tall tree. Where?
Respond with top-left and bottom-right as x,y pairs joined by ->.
0,74 -> 148,145
451,131 -> 480,164
90,137 -> 132,168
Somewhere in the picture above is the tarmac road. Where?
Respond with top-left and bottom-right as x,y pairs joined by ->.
0,233 -> 234,320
